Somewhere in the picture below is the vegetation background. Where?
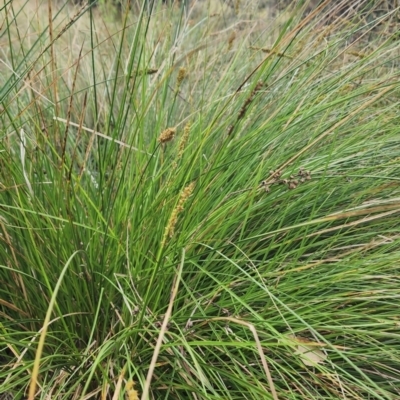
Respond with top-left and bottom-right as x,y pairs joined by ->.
1,0 -> 400,399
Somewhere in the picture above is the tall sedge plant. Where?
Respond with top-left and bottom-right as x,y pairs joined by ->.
1,0 -> 400,399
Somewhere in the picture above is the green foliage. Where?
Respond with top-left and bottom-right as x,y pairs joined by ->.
1,0 -> 400,398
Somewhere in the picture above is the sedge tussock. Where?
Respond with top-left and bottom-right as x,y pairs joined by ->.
3,1 -> 400,399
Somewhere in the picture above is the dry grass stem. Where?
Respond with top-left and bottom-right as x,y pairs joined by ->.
53,117 -> 150,153
111,367 -> 126,400
210,317 -> 278,400
141,258 -> 184,400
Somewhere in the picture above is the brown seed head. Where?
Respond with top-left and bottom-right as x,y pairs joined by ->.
227,30 -> 236,51
178,122 -> 191,159
176,67 -> 187,89
235,0 -> 240,14
164,182 -> 195,240
125,381 -> 139,400
138,68 -> 158,76
158,127 -> 176,144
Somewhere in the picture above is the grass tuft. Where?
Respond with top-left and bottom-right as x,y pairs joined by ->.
1,0 -> 400,399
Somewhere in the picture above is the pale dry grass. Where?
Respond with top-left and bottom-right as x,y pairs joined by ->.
1,1 -> 122,121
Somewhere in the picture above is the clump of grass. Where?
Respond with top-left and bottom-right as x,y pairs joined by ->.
1,0 -> 400,399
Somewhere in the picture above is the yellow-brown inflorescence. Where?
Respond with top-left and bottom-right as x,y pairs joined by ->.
158,127 -> 176,144
137,67 -> 158,76
260,168 -> 312,193
172,122 -> 191,170
227,80 -> 264,136
178,122 -> 191,159
176,67 -> 187,90
163,182 -> 195,244
227,30 -> 236,51
125,380 -> 139,400
235,0 -> 240,15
